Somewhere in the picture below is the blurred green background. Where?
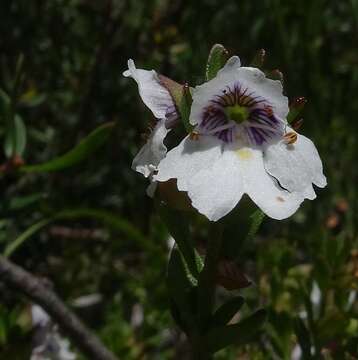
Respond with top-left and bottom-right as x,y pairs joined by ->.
0,0 -> 357,358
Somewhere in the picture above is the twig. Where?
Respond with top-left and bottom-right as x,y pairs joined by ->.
0,255 -> 119,360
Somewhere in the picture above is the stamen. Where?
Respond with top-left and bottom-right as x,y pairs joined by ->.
283,131 -> 297,144
189,131 -> 200,141
200,81 -> 281,145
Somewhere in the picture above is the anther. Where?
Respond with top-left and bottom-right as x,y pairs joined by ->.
283,131 -> 298,145
189,131 -> 200,141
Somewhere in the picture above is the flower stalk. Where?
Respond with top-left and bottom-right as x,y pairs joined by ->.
197,223 -> 224,330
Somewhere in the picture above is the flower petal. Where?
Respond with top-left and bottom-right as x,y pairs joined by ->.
123,59 -> 174,119
132,119 -> 170,178
187,149 -> 244,221
234,146 -> 305,220
155,135 -> 222,191
218,55 -> 241,74
264,131 -> 327,195
190,63 -> 288,126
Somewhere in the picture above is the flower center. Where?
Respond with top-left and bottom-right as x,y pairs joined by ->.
225,104 -> 250,124
199,81 -> 284,145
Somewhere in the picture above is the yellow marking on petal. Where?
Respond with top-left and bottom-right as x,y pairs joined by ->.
236,149 -> 252,160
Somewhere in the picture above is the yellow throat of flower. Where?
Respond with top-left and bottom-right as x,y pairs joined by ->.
225,104 -> 249,124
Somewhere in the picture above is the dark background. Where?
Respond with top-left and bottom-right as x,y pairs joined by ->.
0,0 -> 357,358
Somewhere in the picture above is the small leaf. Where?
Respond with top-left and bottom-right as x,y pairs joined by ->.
178,83 -> 193,133
206,44 -> 229,81
212,296 -> 245,326
21,122 -> 114,173
4,114 -> 27,158
205,309 -> 267,353
0,89 -> 11,115
287,97 -> 307,124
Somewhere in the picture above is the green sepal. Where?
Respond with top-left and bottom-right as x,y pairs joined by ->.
206,44 -> 229,81
287,97 -> 307,124
212,296 -> 245,326
205,308 -> 267,354
4,114 -> 27,158
21,122 -> 114,173
250,49 -> 266,69
158,75 -> 193,133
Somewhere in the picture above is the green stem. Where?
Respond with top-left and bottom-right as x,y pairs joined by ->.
192,222 -> 223,360
197,223 -> 223,327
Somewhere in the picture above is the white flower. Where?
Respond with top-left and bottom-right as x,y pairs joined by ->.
131,119 -> 170,178
123,59 -> 177,120
154,56 -> 326,221
123,59 -> 178,194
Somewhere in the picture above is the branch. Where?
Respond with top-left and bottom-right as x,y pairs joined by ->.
0,255 -> 119,360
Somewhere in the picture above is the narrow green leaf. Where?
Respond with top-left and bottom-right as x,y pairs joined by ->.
3,218 -> 52,258
159,203 -> 198,278
206,44 -> 229,81
3,207 -> 147,258
4,114 -> 27,158
205,309 -> 267,354
21,122 -> 114,173
167,247 -> 197,331
8,193 -> 44,210
212,296 -> 245,326
294,318 -> 312,359
13,54 -> 25,98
